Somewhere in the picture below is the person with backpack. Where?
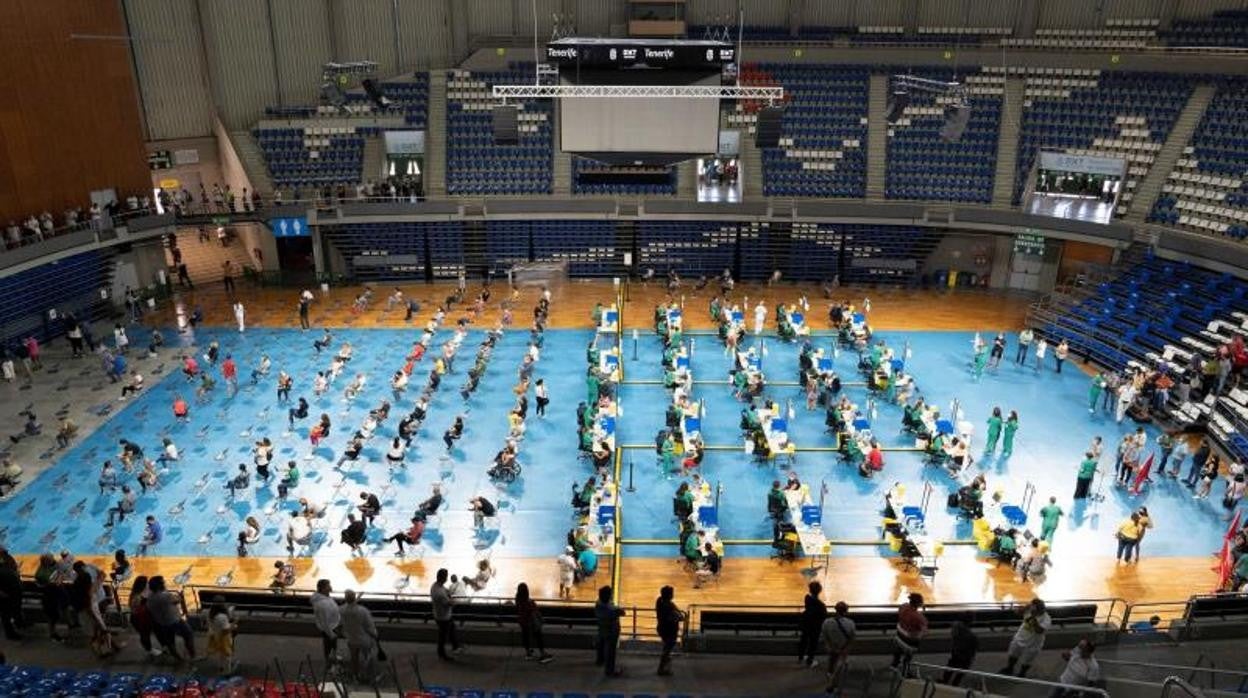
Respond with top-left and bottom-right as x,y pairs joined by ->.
821,601 -> 857,690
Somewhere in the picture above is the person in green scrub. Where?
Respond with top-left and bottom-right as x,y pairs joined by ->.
587,371 -> 600,408
972,344 -> 989,380
1074,452 -> 1098,499
1039,496 -> 1064,544
985,407 -> 1003,453
767,480 -> 789,519
1088,372 -> 1105,414
660,432 -> 676,471
1001,410 -> 1019,456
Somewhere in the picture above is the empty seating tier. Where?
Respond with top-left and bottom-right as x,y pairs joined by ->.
886,67 -> 1003,204
446,63 -> 553,196
1150,78 -> 1248,239
253,125 -> 365,187
1014,69 -> 1192,216
735,63 -> 868,198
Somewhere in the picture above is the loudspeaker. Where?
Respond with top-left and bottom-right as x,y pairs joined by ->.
940,102 -> 972,142
362,78 -> 390,109
492,105 -> 519,145
886,89 -> 910,124
755,106 -> 784,148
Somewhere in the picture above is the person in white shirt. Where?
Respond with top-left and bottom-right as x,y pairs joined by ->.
999,598 -> 1051,677
233,302 -> 245,333
753,301 -> 767,336
339,590 -> 379,682
1033,338 -> 1048,371
557,546 -> 577,599
310,579 -> 341,663
285,511 -> 312,554
1057,639 -> 1102,694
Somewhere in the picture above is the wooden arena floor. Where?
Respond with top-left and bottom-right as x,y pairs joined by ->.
61,279 -> 1218,621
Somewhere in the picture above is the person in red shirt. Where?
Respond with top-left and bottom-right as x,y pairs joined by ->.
859,440 -> 885,477
182,355 -> 199,381
892,592 -> 928,671
172,395 -> 190,421
222,355 -> 238,395
386,514 -> 426,556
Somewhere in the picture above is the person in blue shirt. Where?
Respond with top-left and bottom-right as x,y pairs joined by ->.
138,515 -> 163,556
577,548 -> 599,577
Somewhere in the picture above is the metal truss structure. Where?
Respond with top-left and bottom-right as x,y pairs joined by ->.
492,84 -> 785,101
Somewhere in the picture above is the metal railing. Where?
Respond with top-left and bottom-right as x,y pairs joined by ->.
685,597 -> 1129,635
1099,657 -> 1248,693
904,661 -> 1112,698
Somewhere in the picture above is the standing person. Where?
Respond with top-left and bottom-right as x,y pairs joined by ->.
298,290 -> 313,330
339,590 -> 380,683
1088,372 -> 1106,414
515,583 -> 554,663
999,598 -> 1051,677
821,601 -> 856,691
1224,474 -> 1246,521
557,547 -> 577,599
1187,439 -> 1211,487
431,569 -> 463,660
1033,337 -> 1048,372
311,579 -> 341,665
655,585 -> 685,676
940,621 -> 979,686
1116,513 -> 1143,563
204,596 -> 239,673
988,332 -> 1006,369
1054,340 -> 1069,373
146,576 -> 196,661
1056,639 -> 1102,696
233,302 -> 245,333
128,575 -> 157,658
891,592 -> 927,673
595,585 -> 625,677
798,581 -> 827,667
1039,496 -> 1064,543
1002,411 -> 1020,457
535,379 -> 549,418
1015,328 -> 1033,364
985,407 -> 1003,454
753,300 -> 767,336
222,260 -> 235,293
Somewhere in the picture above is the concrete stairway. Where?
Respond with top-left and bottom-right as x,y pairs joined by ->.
228,131 -> 274,197
1125,83 -> 1216,222
167,228 -> 258,286
552,105 -> 572,196
739,129 -> 763,199
424,70 -> 448,198
676,161 -> 697,199
866,73 -> 889,200
992,76 -> 1025,207
361,135 -> 386,182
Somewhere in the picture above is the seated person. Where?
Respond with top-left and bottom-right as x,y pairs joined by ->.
991,527 -> 1020,566
945,437 -> 970,472
386,514 -> 426,556
417,485 -> 444,517
784,472 -> 802,491
571,477 -> 596,510
299,497 -> 327,520
859,440 -> 884,477
464,558 -> 496,591
673,483 -> 695,519
693,543 -> 722,588
243,516 -> 262,544
767,480 -> 789,520
339,513 -> 366,552
335,432 -> 365,468
270,561 -> 296,590
285,511 -> 312,554
9,412 -> 42,444
577,547 -> 599,578
592,443 -> 613,472
357,491 -> 381,526
224,464 -> 250,497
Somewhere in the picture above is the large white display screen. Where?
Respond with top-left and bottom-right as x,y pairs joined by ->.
559,76 -> 720,155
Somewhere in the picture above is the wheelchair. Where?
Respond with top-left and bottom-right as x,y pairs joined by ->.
487,460 -> 522,483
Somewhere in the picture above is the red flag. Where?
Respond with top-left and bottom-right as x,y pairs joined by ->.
1129,453 -> 1154,495
1212,537 -> 1235,591
1225,509 -> 1242,542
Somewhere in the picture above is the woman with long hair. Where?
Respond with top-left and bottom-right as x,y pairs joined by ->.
514,583 -> 553,663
